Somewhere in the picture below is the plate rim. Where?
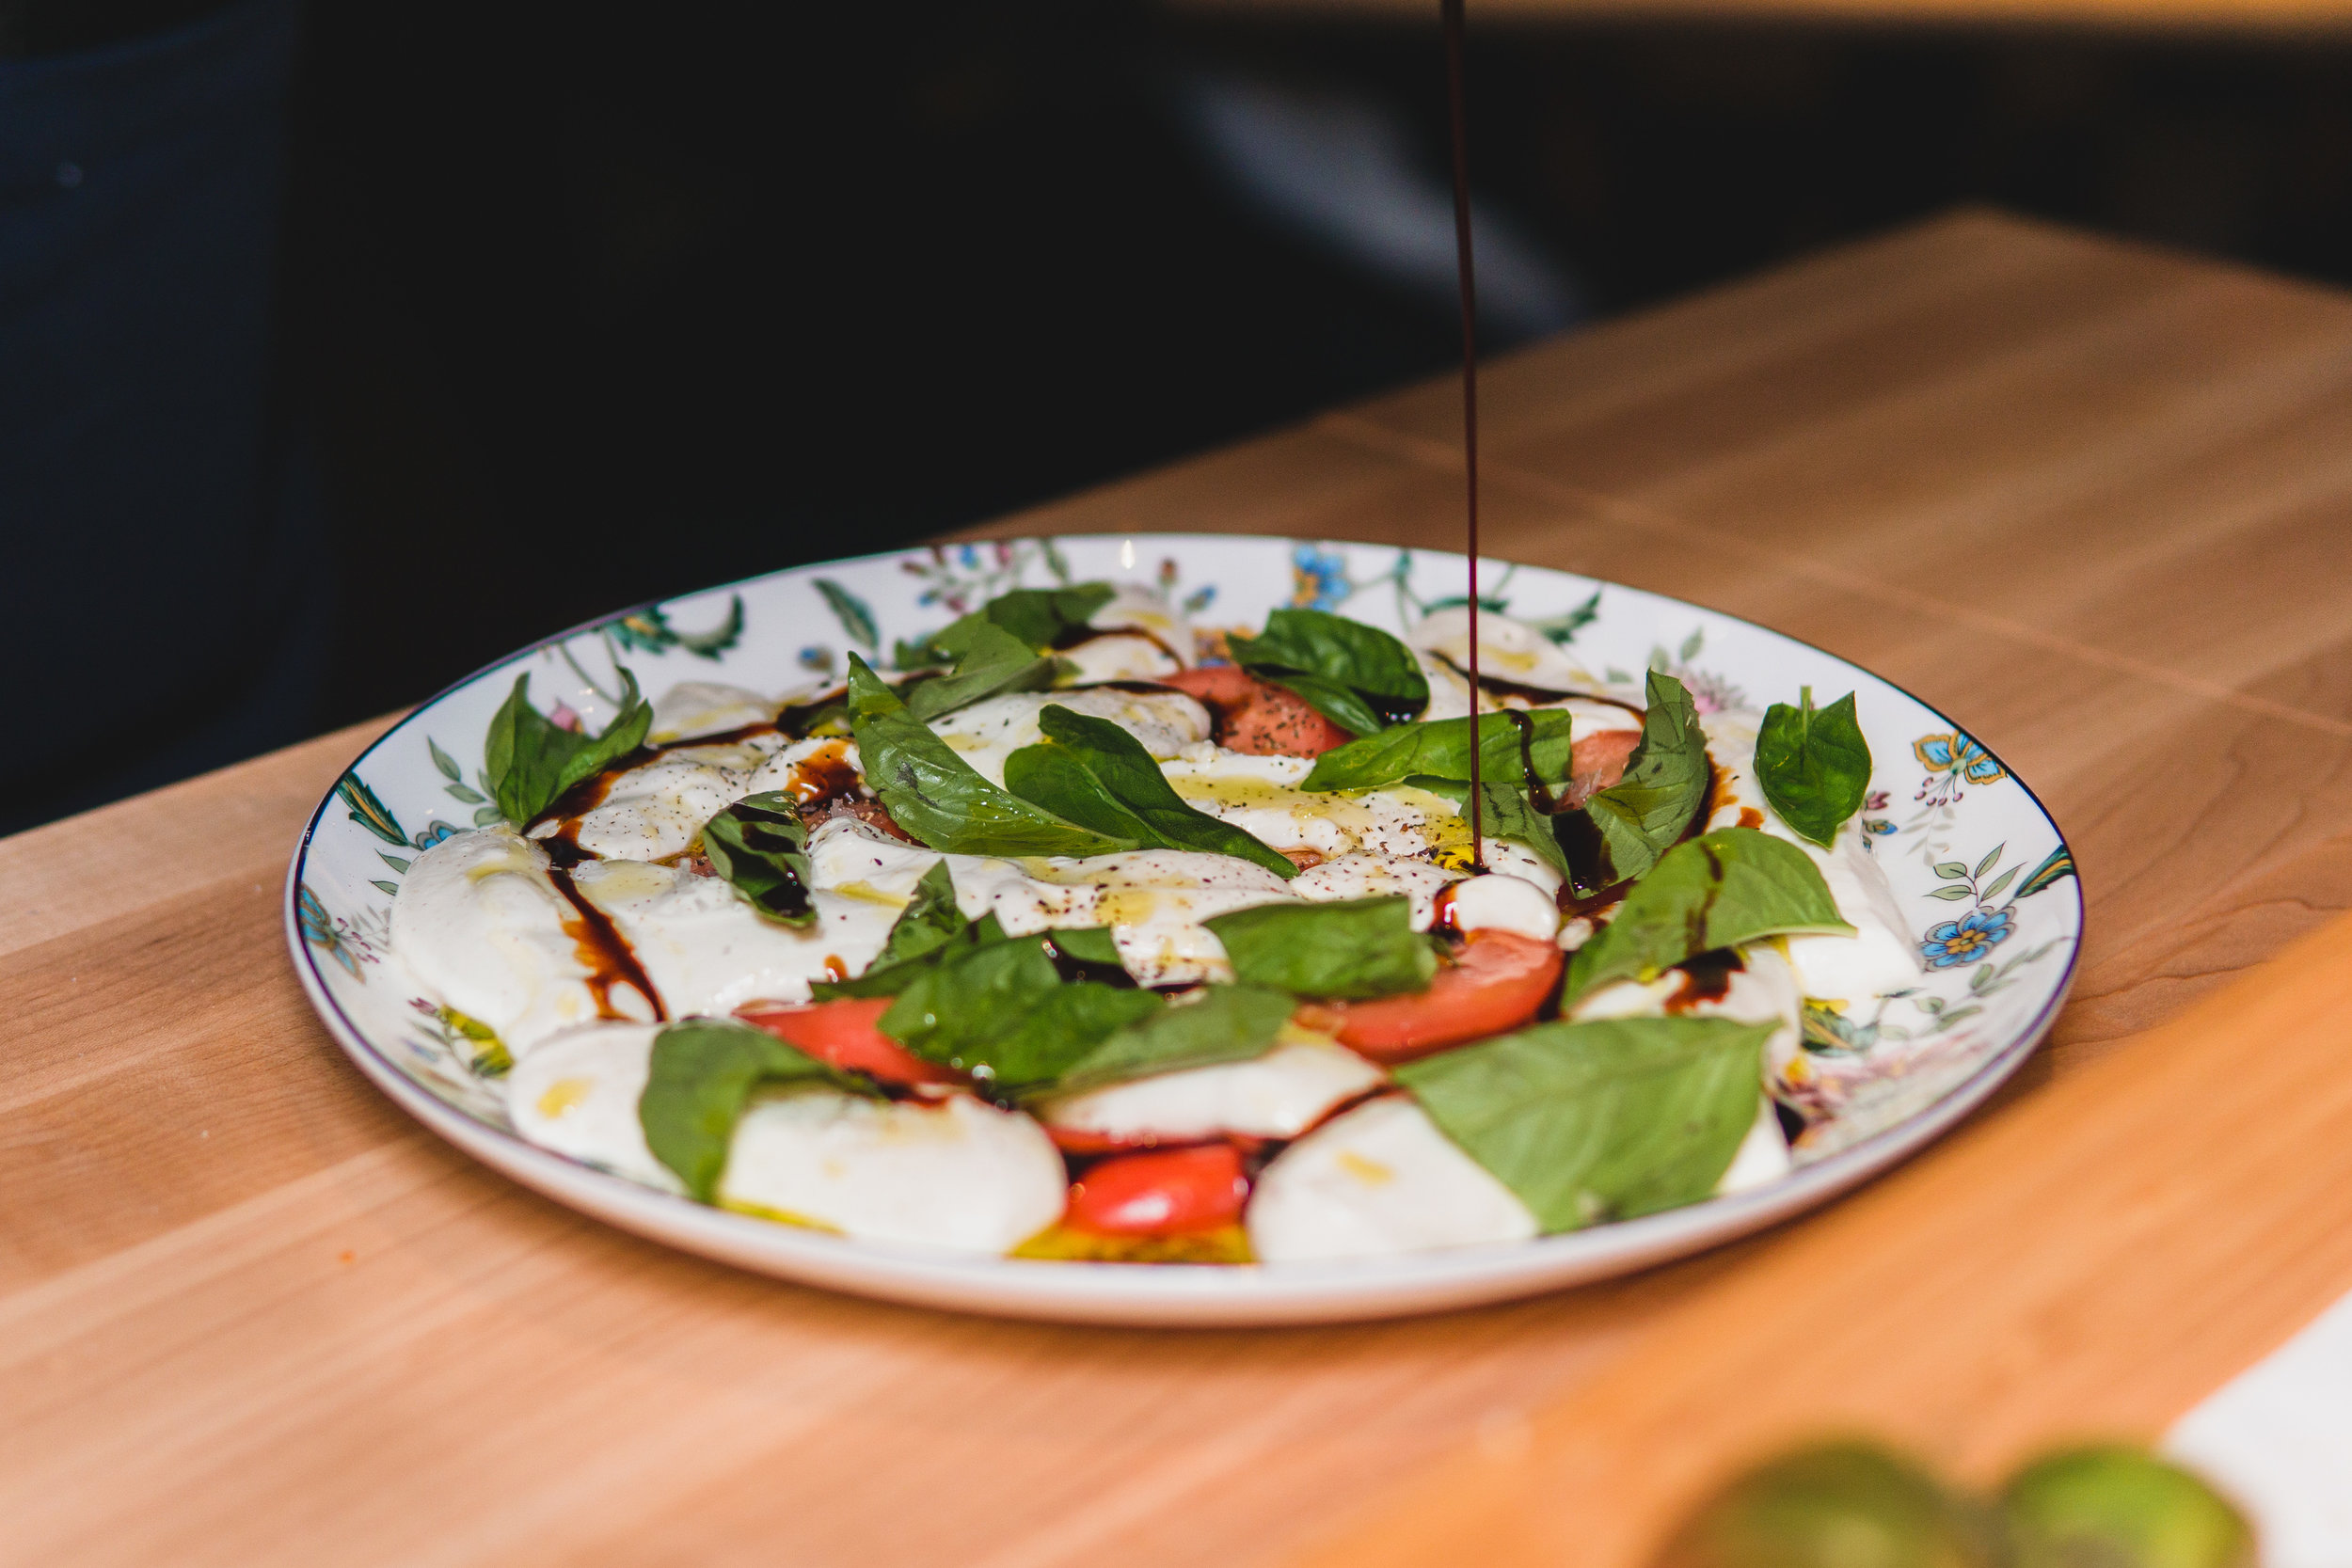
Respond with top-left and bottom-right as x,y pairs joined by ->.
283,532 -> 2084,1325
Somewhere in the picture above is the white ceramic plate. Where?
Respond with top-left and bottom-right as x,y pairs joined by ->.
286,534 -> 2080,1324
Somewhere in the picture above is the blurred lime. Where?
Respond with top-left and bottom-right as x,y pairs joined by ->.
1998,1447 -> 2252,1568
1651,1441 -> 2000,1568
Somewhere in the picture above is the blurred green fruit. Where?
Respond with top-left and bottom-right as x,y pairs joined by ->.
1651,1441 -> 2001,1568
1998,1447 -> 2253,1568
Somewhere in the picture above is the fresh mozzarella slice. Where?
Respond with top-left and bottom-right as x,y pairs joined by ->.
1035,1038 -> 1384,1143
1417,650 -> 1479,721
1291,852 -> 1461,927
1545,697 -> 1643,735
1057,634 -> 1183,684
1088,581 -> 1194,665
648,680 -> 776,744
1714,1100 -> 1792,1196
1477,838 -> 1565,899
1162,746 -> 1470,862
563,751 -> 749,861
716,1090 -> 1068,1254
925,689 -> 1211,786
1018,849 -> 1297,987
1408,607 -> 1593,693
803,816 -> 942,902
740,735 -> 861,800
392,828 -> 624,1058
569,858 -> 898,1013
1247,1096 -> 1537,1262
1569,943 -> 1803,1079
1443,872 -> 1561,942
1699,710 -> 1923,1004
504,1022 -> 684,1193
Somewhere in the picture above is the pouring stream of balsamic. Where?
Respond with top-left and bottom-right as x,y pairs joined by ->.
1441,0 -> 1484,871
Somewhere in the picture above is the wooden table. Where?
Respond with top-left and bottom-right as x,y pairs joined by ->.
13,210 -> 2352,1566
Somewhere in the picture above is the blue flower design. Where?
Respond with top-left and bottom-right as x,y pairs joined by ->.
411,820 -> 460,851
1921,907 -> 2015,968
1290,544 -> 1349,610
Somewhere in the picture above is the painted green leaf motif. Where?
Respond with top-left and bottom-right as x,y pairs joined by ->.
1980,865 -> 2021,902
1395,1015 -> 1772,1231
675,594 -> 746,658
371,879 -> 401,897
1203,895 -> 1438,999
700,791 -> 816,926
1755,688 -> 1872,847
2015,846 -> 2077,899
1004,705 -> 1296,879
444,782 -> 486,804
482,668 -> 653,827
1927,885 -> 1978,901
335,771 -> 407,847
881,934 -> 1162,1088
1300,709 -> 1574,793
1976,844 -> 2004,879
843,655 -> 1135,858
377,852 -> 412,874
1934,862 -> 1970,879
813,578 -> 879,651
640,1019 -> 874,1201
428,737 -> 463,783
1227,607 -> 1429,736
901,619 -> 1064,722
1037,986 -> 1297,1098
1581,671 -> 1708,887
1563,829 -> 1853,1003
472,804 -> 506,828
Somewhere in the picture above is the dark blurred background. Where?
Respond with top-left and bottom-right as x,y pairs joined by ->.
9,0 -> 2352,830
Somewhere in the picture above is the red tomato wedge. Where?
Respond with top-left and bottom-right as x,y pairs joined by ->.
734,998 -> 959,1086
1316,929 -> 1563,1064
1161,665 -> 1354,758
1564,727 -> 1643,808
1065,1144 -> 1249,1236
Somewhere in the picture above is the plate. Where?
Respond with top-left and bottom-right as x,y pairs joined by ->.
285,534 -> 2080,1324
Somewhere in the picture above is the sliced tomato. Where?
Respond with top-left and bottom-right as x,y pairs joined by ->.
1320,929 -> 1563,1064
1161,665 -> 1355,758
1065,1144 -> 1249,1236
735,997 -> 959,1086
1563,728 -> 1643,807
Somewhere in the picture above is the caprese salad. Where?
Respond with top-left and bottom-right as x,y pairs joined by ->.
389,578 -> 1919,1263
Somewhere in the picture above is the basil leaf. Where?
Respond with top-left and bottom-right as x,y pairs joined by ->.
639,1019 -> 872,1202
1581,670 -> 1708,886
699,791 -> 816,925
1227,608 -> 1429,735
1301,709 -> 1574,792
1203,895 -> 1438,999
1038,985 -> 1297,1098
1563,828 -> 1854,1003
881,935 -> 1162,1087
844,655 -> 1136,858
898,581 -> 1119,667
877,859 -> 966,967
1414,776 -> 1572,881
1756,687 -> 1872,848
812,907 -> 1013,1002
1005,705 -> 1298,879
1395,1015 -> 1772,1231
1049,926 -> 1121,966
483,667 -> 652,826
902,618 -> 1065,722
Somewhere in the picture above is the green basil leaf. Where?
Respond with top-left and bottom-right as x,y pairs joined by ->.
812,907 -> 1014,1001
1413,776 -> 1572,881
881,935 -> 1163,1088
1048,925 -> 1121,965
1036,985 -> 1298,1098
1755,687 -> 1872,848
1395,1015 -> 1772,1231
483,667 -> 652,826
1227,608 -> 1429,733
700,791 -> 816,925
1006,705 -> 1297,879
877,859 -> 966,967
901,618 -> 1065,722
639,1019 -> 872,1202
844,655 -> 1136,858
1202,895 -> 1438,999
1581,670 -> 1708,887
1301,709 -> 1574,792
1563,828 -> 1854,1003
899,581 -> 1119,667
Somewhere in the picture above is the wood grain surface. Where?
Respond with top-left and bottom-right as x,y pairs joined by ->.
10,211 -> 2352,1567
